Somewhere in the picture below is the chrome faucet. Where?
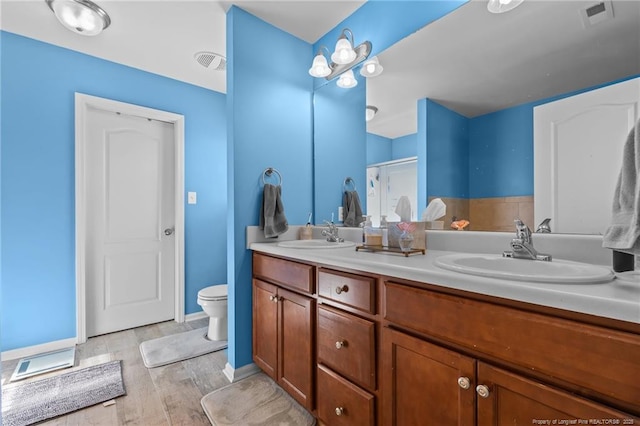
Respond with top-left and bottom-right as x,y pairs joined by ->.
322,220 -> 344,243
503,219 -> 552,261
536,218 -> 552,233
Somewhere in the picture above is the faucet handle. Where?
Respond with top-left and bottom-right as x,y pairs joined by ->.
514,219 -> 531,240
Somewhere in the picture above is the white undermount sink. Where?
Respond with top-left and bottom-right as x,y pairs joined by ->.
434,253 -> 614,284
277,239 -> 356,249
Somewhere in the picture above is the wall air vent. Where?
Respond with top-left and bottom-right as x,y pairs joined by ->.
194,51 -> 226,71
580,1 -> 614,28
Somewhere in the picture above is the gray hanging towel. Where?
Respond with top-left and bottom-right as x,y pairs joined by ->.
260,183 -> 289,238
343,190 -> 364,227
603,118 -> 640,256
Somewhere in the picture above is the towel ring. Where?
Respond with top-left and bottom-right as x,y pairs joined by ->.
343,177 -> 356,191
262,168 -> 283,186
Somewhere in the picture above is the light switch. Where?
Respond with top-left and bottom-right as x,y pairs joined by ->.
188,192 -> 197,204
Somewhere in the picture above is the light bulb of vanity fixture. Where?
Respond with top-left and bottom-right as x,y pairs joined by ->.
337,70 -> 358,89
308,52 -> 331,77
331,29 -> 357,65
487,0 -> 524,14
365,106 -> 378,121
46,0 -> 111,36
360,56 -> 383,78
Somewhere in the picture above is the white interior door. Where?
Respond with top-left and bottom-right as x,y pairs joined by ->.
534,78 -> 639,234
85,106 -> 175,337
383,159 -> 418,222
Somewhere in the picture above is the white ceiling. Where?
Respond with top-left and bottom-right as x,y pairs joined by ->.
2,1 -> 639,140
367,0 -> 640,138
0,0 -> 365,95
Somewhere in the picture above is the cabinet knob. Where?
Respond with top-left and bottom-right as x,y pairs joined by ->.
335,285 -> 349,294
476,384 -> 490,398
335,407 -> 344,416
335,340 -> 346,349
457,376 -> 471,390
269,295 -> 277,302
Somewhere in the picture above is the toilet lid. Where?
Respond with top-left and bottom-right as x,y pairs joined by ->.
198,284 -> 228,301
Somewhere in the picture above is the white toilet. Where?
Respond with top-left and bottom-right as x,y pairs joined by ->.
197,284 -> 228,341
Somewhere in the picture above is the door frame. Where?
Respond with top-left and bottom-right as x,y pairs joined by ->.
75,93 -> 185,343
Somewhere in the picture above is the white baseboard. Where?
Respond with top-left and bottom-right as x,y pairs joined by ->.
1,337 -> 78,362
223,362 -> 260,383
185,311 -> 208,322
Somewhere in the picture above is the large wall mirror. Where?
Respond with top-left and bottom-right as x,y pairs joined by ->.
315,0 -> 640,234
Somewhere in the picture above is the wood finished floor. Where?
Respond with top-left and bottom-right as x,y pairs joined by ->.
1,319 -> 230,425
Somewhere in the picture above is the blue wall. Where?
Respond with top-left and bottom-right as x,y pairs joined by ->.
366,133 -> 392,165
468,104 -> 532,198
392,133 -> 417,160
0,31 -> 227,351
314,1 -> 468,74
314,75 -> 366,223
226,7 -> 313,369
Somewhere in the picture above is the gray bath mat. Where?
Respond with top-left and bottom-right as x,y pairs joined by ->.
139,327 -> 227,368
1,360 -> 125,426
201,373 -> 315,425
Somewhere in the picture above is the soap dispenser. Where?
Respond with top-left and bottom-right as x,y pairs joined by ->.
380,215 -> 389,246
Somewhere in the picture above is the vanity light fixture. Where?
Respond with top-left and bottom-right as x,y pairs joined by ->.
487,0 -> 524,14
308,28 -> 372,86
45,0 -> 111,36
337,70 -> 358,89
360,56 -> 384,78
365,106 -> 378,122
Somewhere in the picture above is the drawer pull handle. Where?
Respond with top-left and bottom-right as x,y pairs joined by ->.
476,384 -> 490,398
335,407 -> 344,416
457,376 -> 470,390
335,340 -> 346,349
335,285 -> 349,294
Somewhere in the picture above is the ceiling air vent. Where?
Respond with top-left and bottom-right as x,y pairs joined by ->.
194,51 -> 226,71
580,1 -> 614,28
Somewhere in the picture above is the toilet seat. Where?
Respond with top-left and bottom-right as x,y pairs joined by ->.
198,285 -> 228,301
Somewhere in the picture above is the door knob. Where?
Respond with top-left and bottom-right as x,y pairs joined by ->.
164,228 -> 174,236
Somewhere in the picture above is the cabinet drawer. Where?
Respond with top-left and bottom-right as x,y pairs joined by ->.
253,253 -> 314,294
317,364 -> 375,426
385,281 -> 640,411
318,268 -> 375,313
318,305 -> 376,390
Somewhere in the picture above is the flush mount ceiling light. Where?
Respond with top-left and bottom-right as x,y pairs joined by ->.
360,57 -> 383,78
337,69 -> 358,89
309,28 -> 372,86
487,0 -> 524,14
365,106 -> 378,122
45,0 -> 111,36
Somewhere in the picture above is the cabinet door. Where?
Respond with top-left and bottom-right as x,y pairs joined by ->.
278,287 -> 315,410
252,279 -> 278,379
477,362 -> 640,425
382,327 -> 476,426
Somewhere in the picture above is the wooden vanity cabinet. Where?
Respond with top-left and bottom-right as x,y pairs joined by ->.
315,268 -> 379,426
382,280 -> 640,425
252,253 -> 315,410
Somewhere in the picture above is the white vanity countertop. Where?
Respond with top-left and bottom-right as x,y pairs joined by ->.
250,242 -> 640,325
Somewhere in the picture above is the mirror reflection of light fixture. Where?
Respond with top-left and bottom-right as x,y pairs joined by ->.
487,0 -> 524,14
337,70 -> 358,89
360,56 -> 383,78
365,106 -> 378,122
308,28 -> 372,86
45,0 -> 111,36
